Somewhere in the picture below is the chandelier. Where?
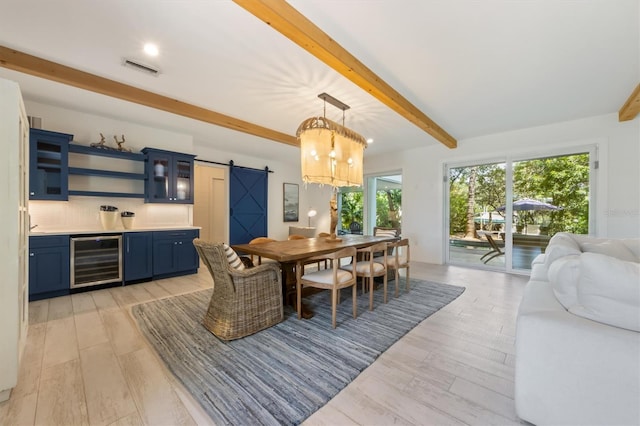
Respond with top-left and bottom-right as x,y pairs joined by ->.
296,93 -> 367,241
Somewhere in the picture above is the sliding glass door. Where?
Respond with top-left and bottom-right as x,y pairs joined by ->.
509,153 -> 591,270
448,162 -> 507,270
446,149 -> 594,272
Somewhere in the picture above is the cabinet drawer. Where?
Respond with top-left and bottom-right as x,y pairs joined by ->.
29,235 -> 70,248
152,229 -> 198,241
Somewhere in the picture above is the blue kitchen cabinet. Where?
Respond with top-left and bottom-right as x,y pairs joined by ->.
123,232 -> 153,282
29,236 -> 70,301
29,128 -> 73,200
152,229 -> 199,277
142,148 -> 195,204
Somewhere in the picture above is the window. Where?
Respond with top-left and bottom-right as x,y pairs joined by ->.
337,172 -> 403,236
446,148 -> 595,272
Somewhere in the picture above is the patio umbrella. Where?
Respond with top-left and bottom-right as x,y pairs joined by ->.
497,198 -> 562,212
497,198 -> 562,233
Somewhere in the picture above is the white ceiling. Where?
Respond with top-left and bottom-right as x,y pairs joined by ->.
1,0 -> 638,161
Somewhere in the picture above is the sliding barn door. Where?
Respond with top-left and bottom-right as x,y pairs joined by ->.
229,166 -> 268,245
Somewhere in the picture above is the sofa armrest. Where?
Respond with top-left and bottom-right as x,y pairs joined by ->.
515,280 -> 640,426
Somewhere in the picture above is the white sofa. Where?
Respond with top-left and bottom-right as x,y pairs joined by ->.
515,233 -> 640,426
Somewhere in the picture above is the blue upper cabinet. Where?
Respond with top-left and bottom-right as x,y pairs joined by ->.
29,128 -> 73,200
142,148 -> 196,204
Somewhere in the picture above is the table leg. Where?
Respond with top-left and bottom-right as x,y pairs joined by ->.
281,262 -> 313,319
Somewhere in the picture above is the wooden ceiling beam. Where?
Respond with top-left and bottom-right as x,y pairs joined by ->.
0,45 -> 299,147
619,83 -> 640,121
233,0 -> 457,149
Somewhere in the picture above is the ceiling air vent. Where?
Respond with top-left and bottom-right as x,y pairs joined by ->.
122,58 -> 160,76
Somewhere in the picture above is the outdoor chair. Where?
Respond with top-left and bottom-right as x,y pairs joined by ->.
349,221 -> 363,234
375,238 -> 410,296
193,239 -> 283,341
480,233 -> 505,264
341,242 -> 388,310
296,247 -> 358,329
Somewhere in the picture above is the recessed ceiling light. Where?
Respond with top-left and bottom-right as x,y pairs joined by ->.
366,138 -> 374,144
143,43 -> 159,57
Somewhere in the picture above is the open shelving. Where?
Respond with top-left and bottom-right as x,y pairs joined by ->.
68,144 -> 146,198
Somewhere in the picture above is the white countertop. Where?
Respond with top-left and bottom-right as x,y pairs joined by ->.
30,226 -> 201,236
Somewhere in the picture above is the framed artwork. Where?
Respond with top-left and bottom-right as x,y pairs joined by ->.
283,183 -> 299,222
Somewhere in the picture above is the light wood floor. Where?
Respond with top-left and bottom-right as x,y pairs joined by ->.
0,263 -> 529,426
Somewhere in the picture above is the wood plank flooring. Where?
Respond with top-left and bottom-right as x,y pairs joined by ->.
0,263 -> 529,425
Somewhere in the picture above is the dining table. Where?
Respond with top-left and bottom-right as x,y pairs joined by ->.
232,234 -> 397,318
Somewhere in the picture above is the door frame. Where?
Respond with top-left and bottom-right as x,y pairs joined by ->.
193,162 -> 228,243
363,169 -> 403,235
443,144 -> 598,274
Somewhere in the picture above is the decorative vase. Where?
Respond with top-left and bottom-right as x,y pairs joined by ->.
99,211 -> 119,230
121,216 -> 135,229
154,162 -> 165,177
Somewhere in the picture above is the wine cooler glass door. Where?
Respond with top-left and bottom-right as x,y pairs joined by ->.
71,235 -> 122,288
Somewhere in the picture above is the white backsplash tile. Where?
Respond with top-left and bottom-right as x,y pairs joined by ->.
29,197 -> 192,232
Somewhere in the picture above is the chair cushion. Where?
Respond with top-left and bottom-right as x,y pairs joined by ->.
341,261 -> 385,274
222,243 -> 245,270
302,269 -> 354,284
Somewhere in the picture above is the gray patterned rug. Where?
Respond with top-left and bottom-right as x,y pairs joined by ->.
130,279 -> 465,425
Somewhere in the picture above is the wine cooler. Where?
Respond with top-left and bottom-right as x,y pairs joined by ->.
70,235 -> 122,289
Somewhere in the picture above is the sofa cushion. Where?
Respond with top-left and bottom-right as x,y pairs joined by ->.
530,262 -> 548,282
581,240 -> 638,263
547,255 -> 581,310
621,238 -> 640,261
222,243 -> 245,270
544,233 -> 581,269
568,252 -> 640,332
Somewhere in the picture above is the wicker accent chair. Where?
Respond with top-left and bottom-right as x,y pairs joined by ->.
193,239 -> 283,341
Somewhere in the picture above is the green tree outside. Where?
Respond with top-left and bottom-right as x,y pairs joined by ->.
449,153 -> 589,237
339,188 -> 402,230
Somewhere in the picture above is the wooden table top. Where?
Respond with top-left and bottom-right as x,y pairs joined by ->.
232,234 -> 396,263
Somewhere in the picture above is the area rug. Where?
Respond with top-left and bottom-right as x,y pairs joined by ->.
130,279 -> 465,425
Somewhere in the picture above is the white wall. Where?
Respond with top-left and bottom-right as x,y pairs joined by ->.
25,101 -> 193,153
365,113 -> 640,264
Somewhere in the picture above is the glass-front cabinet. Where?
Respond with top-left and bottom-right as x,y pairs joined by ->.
142,148 -> 195,203
29,128 -> 73,200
